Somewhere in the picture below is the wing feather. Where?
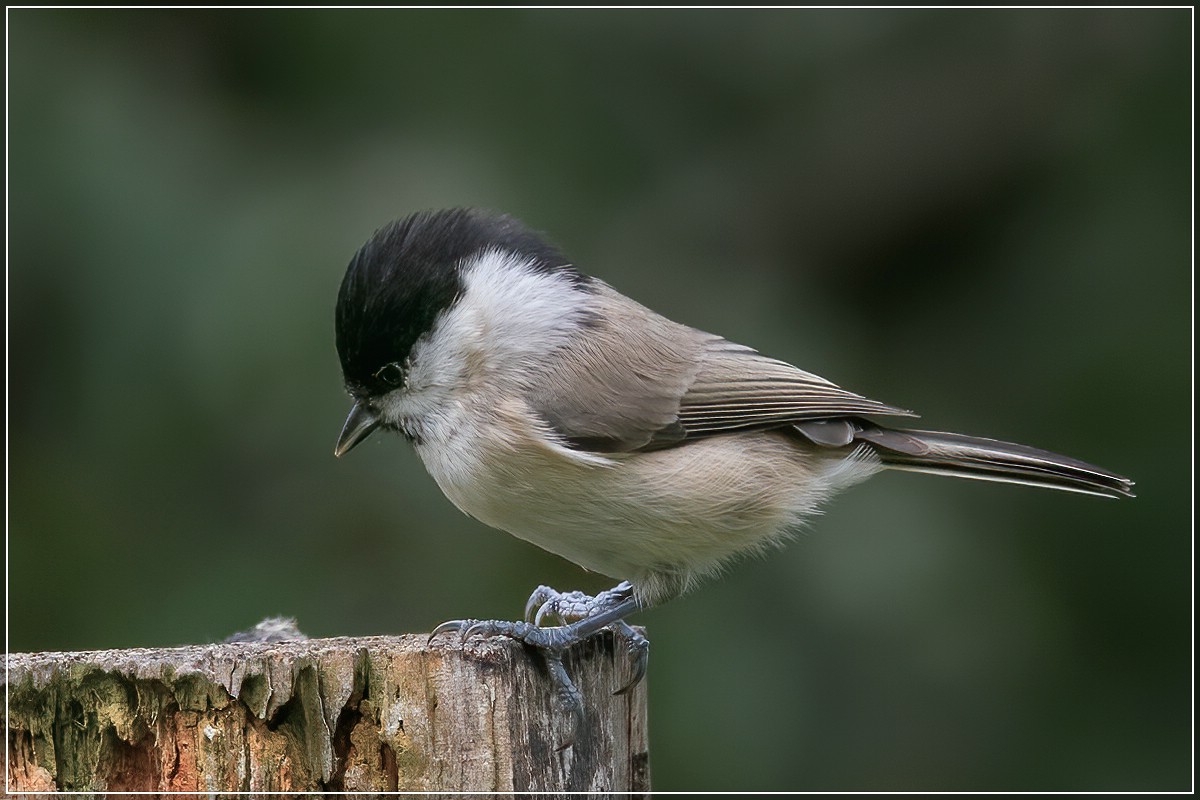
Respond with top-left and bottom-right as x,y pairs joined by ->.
528,283 -> 913,453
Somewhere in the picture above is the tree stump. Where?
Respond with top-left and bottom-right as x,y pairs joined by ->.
4,633 -> 650,792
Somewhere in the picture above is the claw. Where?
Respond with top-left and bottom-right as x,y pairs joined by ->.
610,620 -> 650,696
524,585 -> 556,623
428,619 -> 469,644
534,600 -> 556,626
612,649 -> 648,695
613,677 -> 639,696
613,654 -> 645,695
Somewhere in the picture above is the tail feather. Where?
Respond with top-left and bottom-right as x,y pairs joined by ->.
854,426 -> 1135,499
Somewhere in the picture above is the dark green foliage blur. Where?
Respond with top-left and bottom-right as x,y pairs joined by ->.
7,8 -> 1188,791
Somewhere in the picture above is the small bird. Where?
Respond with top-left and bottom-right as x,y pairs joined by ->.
333,208 -> 1133,733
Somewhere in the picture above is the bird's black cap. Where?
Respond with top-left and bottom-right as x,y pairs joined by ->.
335,208 -> 582,397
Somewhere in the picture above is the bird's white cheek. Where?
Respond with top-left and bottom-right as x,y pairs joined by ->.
374,390 -> 414,428
370,386 -> 449,442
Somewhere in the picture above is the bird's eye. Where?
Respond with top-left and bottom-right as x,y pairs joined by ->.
373,362 -> 406,388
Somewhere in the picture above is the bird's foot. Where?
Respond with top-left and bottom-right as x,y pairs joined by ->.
523,581 -> 649,694
524,580 -> 634,625
429,581 -> 647,749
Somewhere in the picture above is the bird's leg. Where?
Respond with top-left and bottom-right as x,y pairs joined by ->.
429,580 -> 648,748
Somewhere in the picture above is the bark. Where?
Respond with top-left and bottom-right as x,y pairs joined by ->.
4,633 -> 649,793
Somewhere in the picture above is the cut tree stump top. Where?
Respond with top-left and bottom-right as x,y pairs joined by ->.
4,632 -> 649,793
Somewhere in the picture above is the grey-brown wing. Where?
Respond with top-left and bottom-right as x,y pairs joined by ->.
675,338 -> 914,438
526,282 -> 706,452
528,282 -> 914,453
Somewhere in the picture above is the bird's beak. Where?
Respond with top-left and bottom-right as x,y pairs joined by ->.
335,401 -> 381,458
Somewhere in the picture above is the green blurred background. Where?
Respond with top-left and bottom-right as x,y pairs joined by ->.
7,8 -> 1189,791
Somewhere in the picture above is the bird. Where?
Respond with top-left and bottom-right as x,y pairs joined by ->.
333,207 -> 1133,737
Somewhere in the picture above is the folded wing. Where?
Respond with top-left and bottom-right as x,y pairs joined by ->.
528,283 -> 912,453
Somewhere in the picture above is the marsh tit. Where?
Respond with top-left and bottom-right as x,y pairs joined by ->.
333,208 -> 1133,729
